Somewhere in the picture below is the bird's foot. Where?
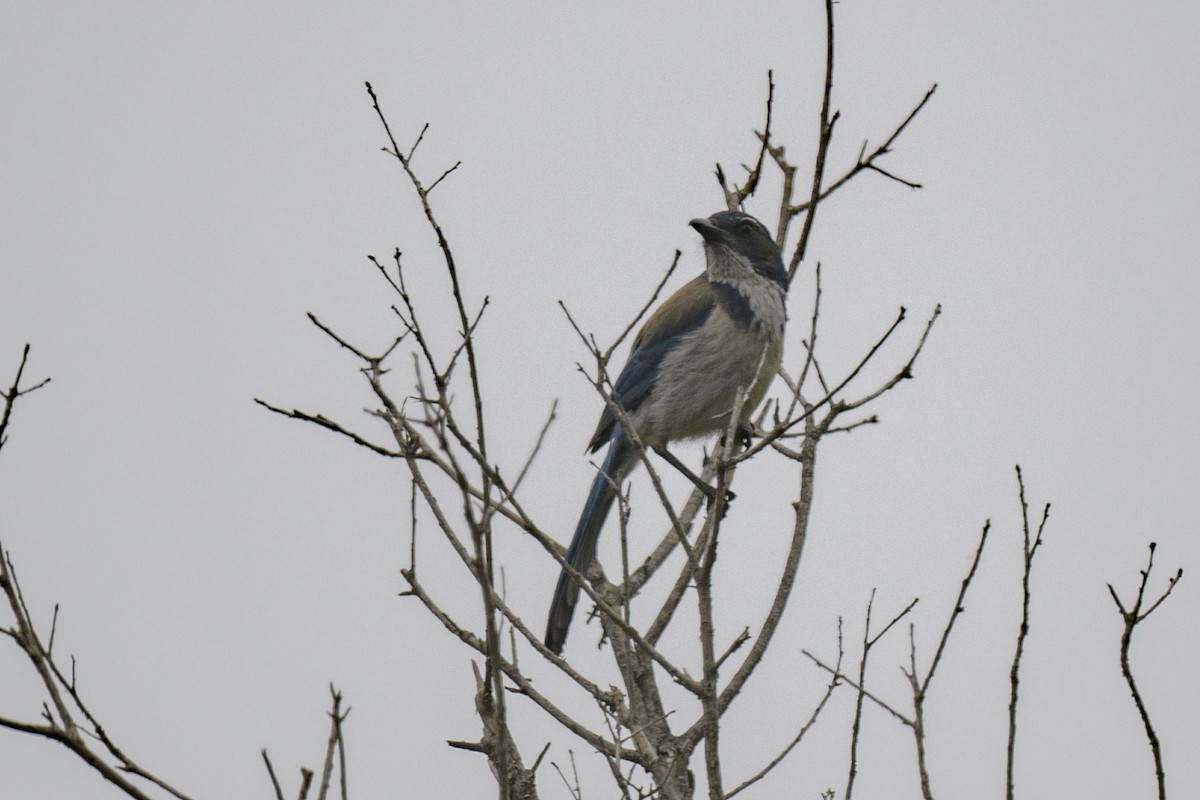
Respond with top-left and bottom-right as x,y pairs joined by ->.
718,425 -> 754,452
735,425 -> 753,451
703,485 -> 737,517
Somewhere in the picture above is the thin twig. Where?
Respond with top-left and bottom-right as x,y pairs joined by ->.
255,399 -> 404,457
839,305 -> 941,414
366,83 -> 514,796
509,400 -> 558,497
715,71 -> 775,209
794,261 -> 823,404
401,569 -> 641,764
262,750 -> 286,800
726,620 -> 843,798
846,593 -> 918,800
0,542 -> 186,800
923,521 -> 990,695
709,412 -> 834,720
1108,542 -> 1182,800
787,0 -> 839,283
316,686 -> 348,800
901,521 -> 991,800
0,344 -> 51,452
1007,467 -> 1050,800
297,768 -> 315,800
741,306 -> 912,461
789,84 -> 938,218
802,650 -> 912,727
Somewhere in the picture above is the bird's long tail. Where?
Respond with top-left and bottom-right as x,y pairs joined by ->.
545,434 -> 631,655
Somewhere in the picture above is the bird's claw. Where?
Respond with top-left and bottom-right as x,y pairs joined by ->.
735,426 -> 753,450
703,486 -> 737,517
719,426 -> 754,452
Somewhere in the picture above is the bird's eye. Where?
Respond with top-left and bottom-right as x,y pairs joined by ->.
739,219 -> 759,233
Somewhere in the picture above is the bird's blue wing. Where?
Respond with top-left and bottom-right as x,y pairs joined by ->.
586,275 -> 715,452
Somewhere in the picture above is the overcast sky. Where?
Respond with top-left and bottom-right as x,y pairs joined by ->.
2,2 -> 1198,798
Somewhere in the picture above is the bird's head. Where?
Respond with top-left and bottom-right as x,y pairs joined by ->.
689,211 -> 787,289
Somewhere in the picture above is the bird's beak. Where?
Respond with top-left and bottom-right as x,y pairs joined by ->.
689,217 -> 723,243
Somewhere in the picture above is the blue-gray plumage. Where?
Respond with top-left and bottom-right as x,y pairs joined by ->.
544,210 -> 787,655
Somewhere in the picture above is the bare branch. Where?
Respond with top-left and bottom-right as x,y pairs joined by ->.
262,750 -> 286,800
316,686 -> 350,800
802,649 -> 912,727
894,521 -> 990,800
790,84 -> 938,217
427,159 -> 462,193
741,305 -> 913,461
611,252 -> 683,359
726,621 -> 843,798
365,83 -> 488,458
255,399 -> 404,457
838,304 -> 941,414
1108,542 -> 1183,800
1007,467 -> 1051,800
508,400 -> 558,498
403,436 -> 700,695
847,593 -> 918,800
0,541 -> 191,800
297,768 -> 315,800
712,412 -> 834,719
787,0 -> 839,282
792,261 -> 824,408
715,71 -> 775,210
401,569 -> 642,764
0,344 -> 51,453
306,311 -> 373,361
923,520 -> 990,695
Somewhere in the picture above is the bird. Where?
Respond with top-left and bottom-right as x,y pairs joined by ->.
544,210 -> 788,655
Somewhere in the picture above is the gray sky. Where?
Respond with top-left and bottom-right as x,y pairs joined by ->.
2,2 -> 1198,798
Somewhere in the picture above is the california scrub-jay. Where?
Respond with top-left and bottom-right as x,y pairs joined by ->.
545,210 -> 787,655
